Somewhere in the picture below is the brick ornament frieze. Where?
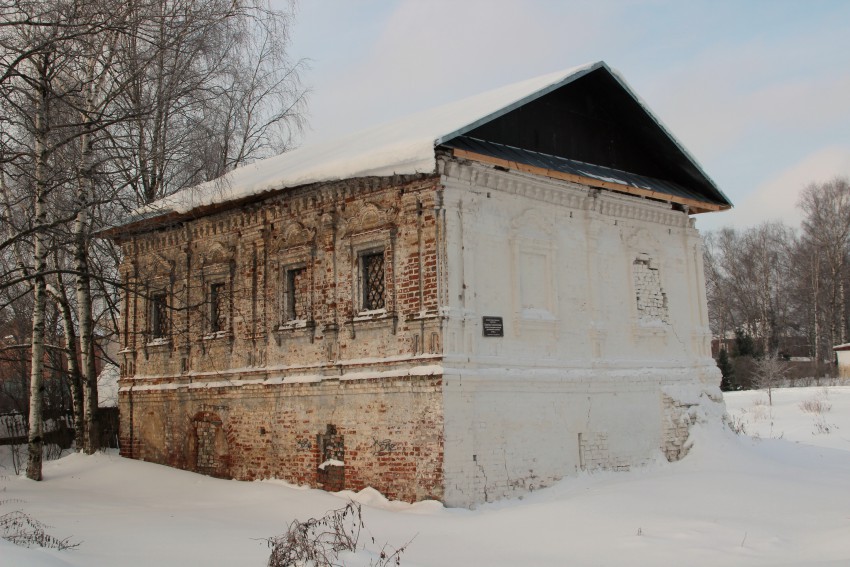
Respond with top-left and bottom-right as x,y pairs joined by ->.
442,159 -> 692,229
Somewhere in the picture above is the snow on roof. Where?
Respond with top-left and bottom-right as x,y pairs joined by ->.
127,62 -> 602,224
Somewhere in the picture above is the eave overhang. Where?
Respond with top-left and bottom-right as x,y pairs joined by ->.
444,137 -> 730,214
102,60 -> 732,238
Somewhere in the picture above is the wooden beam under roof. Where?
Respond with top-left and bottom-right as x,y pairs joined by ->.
451,148 -> 730,214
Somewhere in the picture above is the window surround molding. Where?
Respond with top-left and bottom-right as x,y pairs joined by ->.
348,227 -> 395,322
268,217 -> 317,337
206,282 -> 227,338
282,263 -> 309,325
273,244 -> 316,340
336,199 -> 398,332
199,258 -> 233,341
139,253 -> 175,350
148,290 -> 170,345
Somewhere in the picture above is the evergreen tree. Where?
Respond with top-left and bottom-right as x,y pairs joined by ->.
734,329 -> 756,357
717,348 -> 735,391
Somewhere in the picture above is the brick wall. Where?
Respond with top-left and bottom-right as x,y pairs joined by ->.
116,174 -> 447,501
120,375 -> 444,502
632,255 -> 669,324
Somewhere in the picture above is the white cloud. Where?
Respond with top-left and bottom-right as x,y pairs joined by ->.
298,1 -> 618,144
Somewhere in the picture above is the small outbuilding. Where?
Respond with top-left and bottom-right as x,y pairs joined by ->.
833,343 -> 850,378
104,61 -> 731,507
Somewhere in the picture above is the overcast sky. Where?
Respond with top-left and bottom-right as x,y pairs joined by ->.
280,0 -> 850,232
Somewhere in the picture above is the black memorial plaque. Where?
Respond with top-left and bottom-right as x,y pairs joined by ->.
482,316 -> 504,337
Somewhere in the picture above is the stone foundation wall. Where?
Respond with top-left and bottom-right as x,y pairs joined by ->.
119,374 -> 444,502
441,370 -> 671,507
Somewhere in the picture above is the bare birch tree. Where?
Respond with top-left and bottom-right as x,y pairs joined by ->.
703,222 -> 795,355
798,177 -> 850,360
0,22 -> 62,480
0,0 -> 307,476
112,0 -> 307,206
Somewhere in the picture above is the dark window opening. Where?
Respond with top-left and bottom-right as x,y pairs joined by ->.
151,292 -> 168,338
209,283 -> 226,333
361,251 -> 385,311
285,267 -> 308,321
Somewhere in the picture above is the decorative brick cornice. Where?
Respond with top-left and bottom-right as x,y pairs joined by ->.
441,159 -> 692,230
124,175 -> 440,254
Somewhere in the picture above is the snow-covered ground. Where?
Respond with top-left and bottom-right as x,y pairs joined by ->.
4,386 -> 850,566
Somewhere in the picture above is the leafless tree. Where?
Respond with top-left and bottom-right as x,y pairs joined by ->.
752,352 -> 789,406
0,7 -> 68,480
703,222 -> 796,355
0,0 -> 307,478
111,0 -> 307,206
797,177 -> 850,362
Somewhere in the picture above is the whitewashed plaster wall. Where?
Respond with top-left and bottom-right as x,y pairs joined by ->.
438,160 -> 722,507
836,349 -> 850,379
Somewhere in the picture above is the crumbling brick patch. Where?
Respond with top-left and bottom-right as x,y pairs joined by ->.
578,431 -> 609,472
577,432 -> 630,472
317,424 -> 345,492
633,256 -> 669,324
193,411 -> 231,479
661,394 -> 697,462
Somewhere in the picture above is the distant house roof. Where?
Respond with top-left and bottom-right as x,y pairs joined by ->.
109,61 -> 731,236
833,343 -> 850,352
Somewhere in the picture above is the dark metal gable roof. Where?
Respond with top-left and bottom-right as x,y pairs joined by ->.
444,136 -> 716,209
439,62 -> 731,210
105,61 -> 729,239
